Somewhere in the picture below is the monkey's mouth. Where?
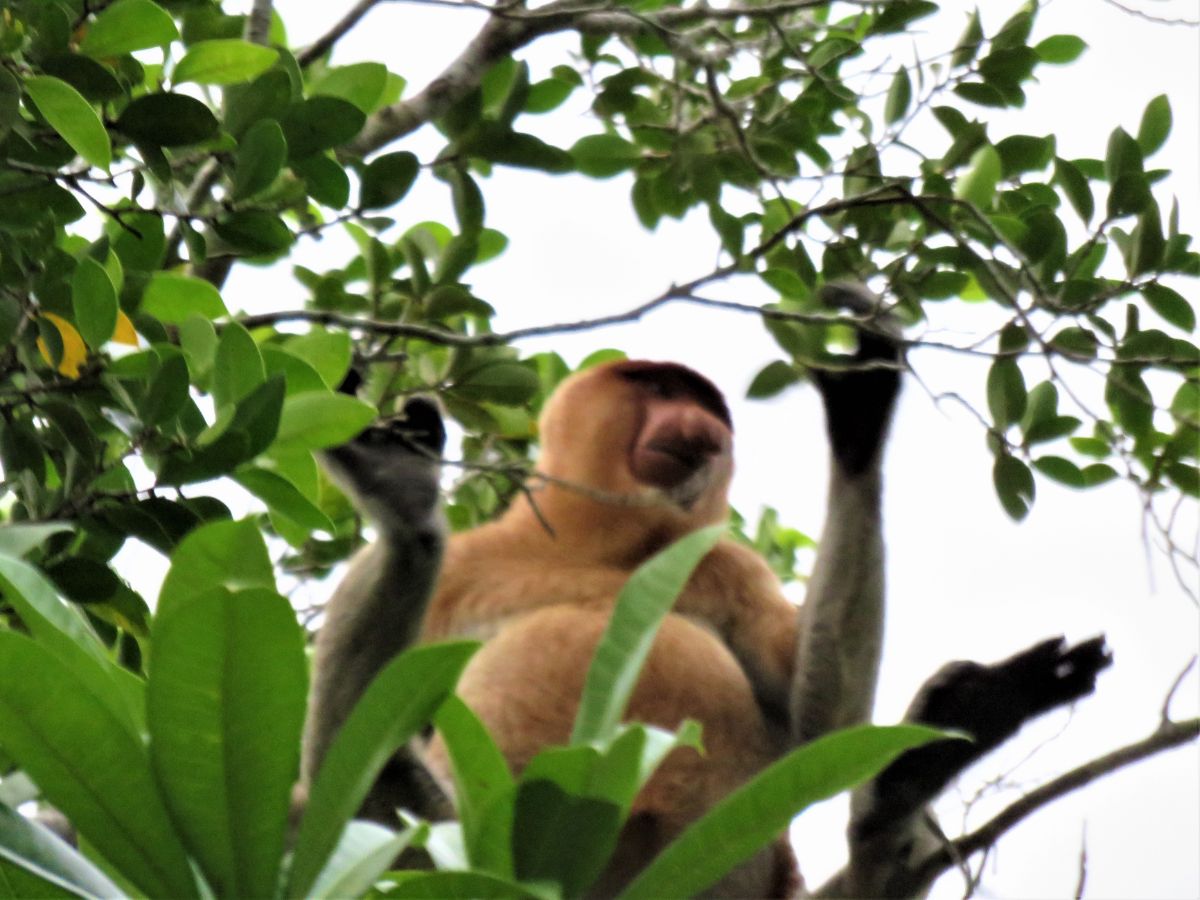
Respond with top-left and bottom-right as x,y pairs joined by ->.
633,439 -> 715,489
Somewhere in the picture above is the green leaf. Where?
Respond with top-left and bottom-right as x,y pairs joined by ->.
233,466 -> 335,532
1136,94 -> 1171,156
383,871 -> 541,899
747,360 -> 800,399
472,126 -> 572,173
173,39 -> 278,86
995,134 -> 1054,176
309,821 -> 416,900
214,210 -> 295,255
449,168 -> 485,233
71,257 -> 117,348
273,392 -> 376,450
157,376 -> 284,485
1082,462 -> 1119,486
293,154 -> 352,208
310,62 -> 389,114
570,134 -> 640,178
950,9 -> 983,68
359,151 -> 419,211
0,554 -> 142,735
0,523 -> 73,559
619,724 -> 945,900
287,642 -> 479,899
1033,34 -> 1086,64
142,273 -> 229,324
1105,367 -> 1154,438
1129,206 -> 1165,275
1032,455 -> 1086,487
1053,157 -> 1094,222
953,144 -> 1001,208
571,525 -> 725,746
225,69 -> 291,138
986,358 -> 1027,428
282,330 -> 353,389
0,803 -> 124,900
233,119 -> 287,201
141,353 -> 191,426
148,586 -> 306,899
281,96 -> 366,160
79,0 -> 179,57
157,519 -> 275,619
434,696 -> 515,876
24,76 -> 111,171
212,321 -> 265,409
115,93 -> 220,147
525,78 -> 575,114
0,632 -> 197,899
884,68 -> 912,124
512,779 -> 621,896
1143,284 -> 1196,332
453,362 -> 540,406
993,453 -> 1035,521
1105,127 -> 1143,183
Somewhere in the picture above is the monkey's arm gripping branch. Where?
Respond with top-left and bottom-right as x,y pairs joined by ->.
303,399 -> 455,823
790,466 -> 886,745
789,282 -> 900,746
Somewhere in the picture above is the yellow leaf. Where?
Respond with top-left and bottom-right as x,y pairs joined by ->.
112,309 -> 139,346
37,312 -> 88,378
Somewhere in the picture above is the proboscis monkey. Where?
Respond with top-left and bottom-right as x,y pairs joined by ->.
304,283 -> 904,896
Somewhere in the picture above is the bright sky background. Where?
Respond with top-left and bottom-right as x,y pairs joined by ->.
224,2 -> 1200,896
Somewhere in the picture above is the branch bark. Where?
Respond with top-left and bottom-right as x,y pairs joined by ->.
918,716 -> 1200,885
345,0 -> 840,156
297,0 -> 391,68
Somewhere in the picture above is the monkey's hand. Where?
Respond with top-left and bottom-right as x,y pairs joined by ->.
319,396 -> 446,538
854,635 -> 1113,838
811,282 -> 904,477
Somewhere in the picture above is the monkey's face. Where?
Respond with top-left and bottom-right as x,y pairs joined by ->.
537,360 -> 734,523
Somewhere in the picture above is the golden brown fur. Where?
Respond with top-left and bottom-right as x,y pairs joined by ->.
419,360 -> 802,895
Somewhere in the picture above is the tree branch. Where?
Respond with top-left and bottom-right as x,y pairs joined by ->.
245,0 -> 274,45
914,716 -> 1200,889
345,0 -> 852,156
297,0 -> 391,68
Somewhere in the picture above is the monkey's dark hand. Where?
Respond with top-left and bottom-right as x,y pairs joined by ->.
811,283 -> 904,476
854,635 -> 1112,837
319,396 -> 446,537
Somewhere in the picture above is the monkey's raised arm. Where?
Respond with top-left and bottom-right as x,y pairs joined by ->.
790,283 -> 903,744
302,397 -> 454,822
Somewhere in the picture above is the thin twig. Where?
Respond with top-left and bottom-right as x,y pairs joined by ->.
297,0 -> 390,67
912,717 -> 1200,886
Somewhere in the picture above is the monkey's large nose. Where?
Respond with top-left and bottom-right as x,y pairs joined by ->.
631,402 -> 730,487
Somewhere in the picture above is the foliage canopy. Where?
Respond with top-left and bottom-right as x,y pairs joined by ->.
0,0 -> 1196,896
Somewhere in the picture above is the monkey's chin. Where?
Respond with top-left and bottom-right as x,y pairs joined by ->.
657,468 -> 716,512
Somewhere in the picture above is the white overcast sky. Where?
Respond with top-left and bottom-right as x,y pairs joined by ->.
224,1 -> 1200,896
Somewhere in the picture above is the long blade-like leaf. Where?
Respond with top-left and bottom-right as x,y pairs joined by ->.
308,821 -> 414,900
0,633 -> 197,899
147,587 -> 307,898
618,724 -> 946,899
381,870 -> 545,898
0,803 -> 123,899
433,696 -> 515,876
287,641 -> 478,898
0,555 -> 141,735
570,525 -> 724,746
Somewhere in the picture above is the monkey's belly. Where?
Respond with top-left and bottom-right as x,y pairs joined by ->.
425,604 -> 785,878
